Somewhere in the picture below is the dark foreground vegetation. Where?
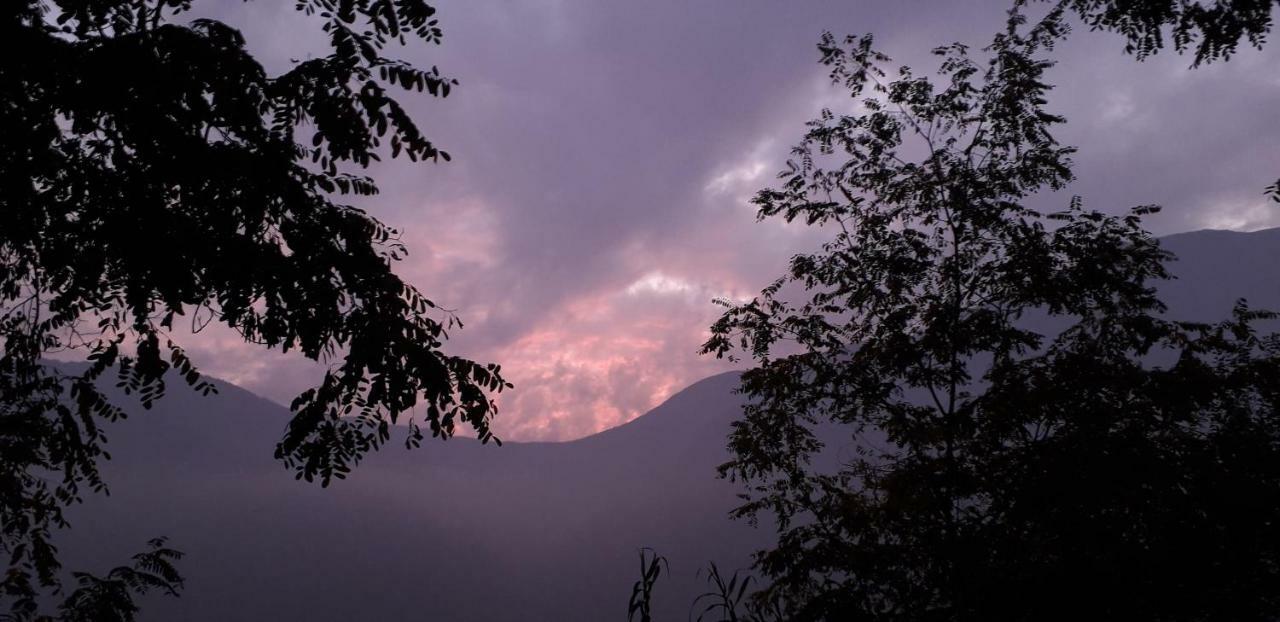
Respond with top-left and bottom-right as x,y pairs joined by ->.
636,2 -> 1280,620
2,0 -> 1278,620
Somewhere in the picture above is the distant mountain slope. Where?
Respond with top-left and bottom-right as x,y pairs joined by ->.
50,227 -> 1280,621
60,371 -> 759,621
1158,227 -> 1280,321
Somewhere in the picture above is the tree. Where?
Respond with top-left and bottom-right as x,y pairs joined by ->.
1,0 -> 510,617
703,14 -> 1280,620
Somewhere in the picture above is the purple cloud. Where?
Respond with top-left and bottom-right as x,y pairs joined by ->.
175,0 -> 1280,440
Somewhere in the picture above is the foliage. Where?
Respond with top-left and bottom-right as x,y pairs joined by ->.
691,563 -> 783,622
623,551 -> 781,622
1,537 -> 182,622
627,548 -> 668,622
703,13 -> 1280,621
0,0 -> 509,616
52,538 -> 182,622
692,563 -> 755,622
1018,0 -> 1277,65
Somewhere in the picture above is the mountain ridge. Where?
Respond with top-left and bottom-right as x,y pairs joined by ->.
42,226 -> 1280,620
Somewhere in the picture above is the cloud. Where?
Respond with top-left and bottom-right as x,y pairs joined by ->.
155,0 -> 1280,441
1196,193 -> 1280,232
470,275 -> 741,441
705,139 -> 773,200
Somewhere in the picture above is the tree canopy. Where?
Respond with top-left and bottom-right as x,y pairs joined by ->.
0,0 -> 509,617
703,13 -> 1280,620
1024,0 -> 1277,66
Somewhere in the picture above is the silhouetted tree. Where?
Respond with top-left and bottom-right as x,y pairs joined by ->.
1,0 -> 509,617
703,14 -> 1280,621
1023,0 -> 1277,65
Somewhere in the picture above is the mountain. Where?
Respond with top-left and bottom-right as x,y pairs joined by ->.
59,370 -> 761,621
1156,227 -> 1280,322
52,227 -> 1280,620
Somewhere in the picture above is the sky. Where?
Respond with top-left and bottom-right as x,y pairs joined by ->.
174,0 -> 1280,441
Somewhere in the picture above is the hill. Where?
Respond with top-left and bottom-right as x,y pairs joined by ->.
54,227 -> 1280,620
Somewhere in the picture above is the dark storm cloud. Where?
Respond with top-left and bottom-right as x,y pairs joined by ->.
185,0 -> 1279,439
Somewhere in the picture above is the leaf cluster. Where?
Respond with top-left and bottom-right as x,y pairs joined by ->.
2,538 -> 183,622
1,0 -> 508,614
1019,0 -> 1277,66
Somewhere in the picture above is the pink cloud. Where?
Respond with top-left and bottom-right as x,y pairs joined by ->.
77,0 -> 1280,444
458,273 -> 744,441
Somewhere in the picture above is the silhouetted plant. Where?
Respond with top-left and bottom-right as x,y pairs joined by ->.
628,548 -> 668,622
703,12 -> 1280,621
1,0 -> 508,616
622,553 -> 783,622
1020,0 -> 1277,66
0,538 -> 182,622
691,562 -> 783,622
53,538 -> 183,622
691,562 -> 752,622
